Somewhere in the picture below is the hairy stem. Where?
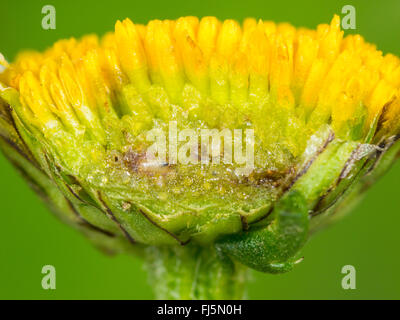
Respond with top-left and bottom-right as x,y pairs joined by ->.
144,244 -> 247,300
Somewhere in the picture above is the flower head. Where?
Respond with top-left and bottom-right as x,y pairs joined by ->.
0,16 -> 399,297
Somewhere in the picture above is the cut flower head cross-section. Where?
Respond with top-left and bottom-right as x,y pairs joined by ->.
0,15 -> 399,299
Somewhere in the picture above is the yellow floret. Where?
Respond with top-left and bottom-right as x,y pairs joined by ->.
0,15 -> 399,152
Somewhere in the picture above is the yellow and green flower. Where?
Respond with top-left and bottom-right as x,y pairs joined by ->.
0,15 -> 399,299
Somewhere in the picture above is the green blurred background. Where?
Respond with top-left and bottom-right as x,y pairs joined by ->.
1,0 -> 399,299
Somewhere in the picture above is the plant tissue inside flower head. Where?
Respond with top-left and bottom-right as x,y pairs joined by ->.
0,15 -> 399,245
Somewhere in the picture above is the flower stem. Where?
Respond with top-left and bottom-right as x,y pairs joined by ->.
144,244 -> 247,300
